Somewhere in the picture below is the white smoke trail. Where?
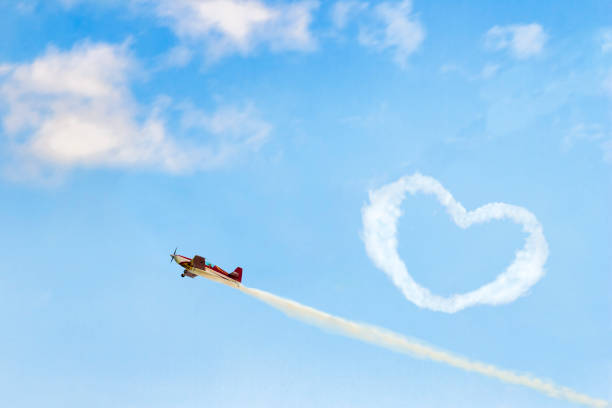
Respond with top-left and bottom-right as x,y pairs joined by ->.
239,286 -> 608,407
362,173 -> 549,312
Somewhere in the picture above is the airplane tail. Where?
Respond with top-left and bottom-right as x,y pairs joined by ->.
229,267 -> 243,283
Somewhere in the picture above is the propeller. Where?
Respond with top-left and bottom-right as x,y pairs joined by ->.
170,247 -> 177,263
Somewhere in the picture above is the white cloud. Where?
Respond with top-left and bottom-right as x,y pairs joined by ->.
600,28 -> 612,53
15,1 -> 37,13
357,0 -> 424,67
361,173 -> 549,313
563,123 -> 612,166
0,41 -> 271,179
56,0 -> 123,8
480,62 -> 500,79
157,44 -> 194,69
330,0 -> 367,30
0,64 -> 13,76
562,123 -> 606,151
178,103 -> 271,167
562,123 -> 612,164
485,23 -> 547,59
146,0 -> 319,60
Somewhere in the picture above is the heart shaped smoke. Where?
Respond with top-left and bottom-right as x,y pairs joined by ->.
361,173 -> 549,313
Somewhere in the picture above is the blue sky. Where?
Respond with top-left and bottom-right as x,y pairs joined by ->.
0,0 -> 610,406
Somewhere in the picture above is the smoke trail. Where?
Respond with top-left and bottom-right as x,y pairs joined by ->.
239,286 -> 608,407
362,173 -> 549,312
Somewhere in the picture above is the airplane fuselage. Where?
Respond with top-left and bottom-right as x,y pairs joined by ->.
172,254 -> 242,288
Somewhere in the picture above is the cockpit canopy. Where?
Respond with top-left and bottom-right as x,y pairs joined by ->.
192,255 -> 218,270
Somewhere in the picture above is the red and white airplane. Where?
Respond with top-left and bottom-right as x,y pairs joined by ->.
170,249 -> 243,288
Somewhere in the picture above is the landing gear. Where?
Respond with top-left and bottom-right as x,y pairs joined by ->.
181,273 -> 185,278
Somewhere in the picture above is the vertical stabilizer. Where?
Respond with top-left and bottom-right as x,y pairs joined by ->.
230,267 -> 243,283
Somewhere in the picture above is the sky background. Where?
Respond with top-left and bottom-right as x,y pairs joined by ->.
0,0 -> 610,407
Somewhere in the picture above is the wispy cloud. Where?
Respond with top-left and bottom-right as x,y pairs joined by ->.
485,23 -> 547,59
15,1 -> 37,13
357,0 -> 425,67
330,0 -> 367,30
0,64 -> 13,75
480,62 -> 500,79
562,123 -> 612,165
0,41 -> 271,180
562,122 -> 612,164
178,102 -> 271,168
437,62 -> 499,81
156,44 -> 194,69
600,28 -> 612,53
142,0 -> 319,62
562,123 -> 607,151
57,0 -> 424,67
361,173 -> 549,313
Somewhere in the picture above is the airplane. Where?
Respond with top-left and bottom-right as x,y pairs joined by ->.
170,248 -> 243,288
